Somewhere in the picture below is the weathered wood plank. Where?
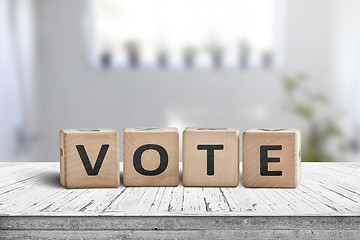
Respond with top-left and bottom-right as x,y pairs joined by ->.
1,216 -> 360,231
0,163 -> 360,216
2,229 -> 360,240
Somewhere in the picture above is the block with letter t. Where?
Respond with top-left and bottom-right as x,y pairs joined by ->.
182,127 -> 240,187
242,128 -> 301,188
59,129 -> 120,188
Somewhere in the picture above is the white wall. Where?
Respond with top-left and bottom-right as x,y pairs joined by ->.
284,0 -> 332,90
328,0 -> 360,160
31,0 -> 337,162
330,0 -> 360,121
0,0 -> 35,162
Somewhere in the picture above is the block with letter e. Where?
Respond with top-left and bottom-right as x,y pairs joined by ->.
182,127 -> 240,187
59,129 -> 120,188
242,128 -> 301,188
123,127 -> 179,187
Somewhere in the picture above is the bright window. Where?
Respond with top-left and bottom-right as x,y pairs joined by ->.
90,0 -> 283,69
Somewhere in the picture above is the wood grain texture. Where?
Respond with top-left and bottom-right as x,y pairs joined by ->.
123,128 -> 179,187
2,216 -> 360,230
182,127 -> 240,187
243,128 -> 301,188
1,216 -> 360,239
1,162 -> 360,216
2,229 -> 360,240
1,162 -> 360,239
59,129 -> 119,189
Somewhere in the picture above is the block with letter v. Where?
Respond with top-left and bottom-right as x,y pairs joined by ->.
59,129 -> 119,188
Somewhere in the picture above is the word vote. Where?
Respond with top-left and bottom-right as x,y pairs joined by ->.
59,128 -> 301,188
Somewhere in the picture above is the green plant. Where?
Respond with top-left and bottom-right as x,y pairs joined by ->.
124,41 -> 139,52
282,74 -> 347,162
238,40 -> 250,55
182,45 -> 197,56
204,39 -> 222,55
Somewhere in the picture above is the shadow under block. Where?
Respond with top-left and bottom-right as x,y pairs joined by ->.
59,129 -> 120,189
242,128 -> 301,188
182,127 -> 240,187
123,128 -> 179,187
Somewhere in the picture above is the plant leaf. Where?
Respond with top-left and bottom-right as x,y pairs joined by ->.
293,104 -> 313,119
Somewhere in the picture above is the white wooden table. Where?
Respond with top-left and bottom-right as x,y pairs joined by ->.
1,162 -> 360,239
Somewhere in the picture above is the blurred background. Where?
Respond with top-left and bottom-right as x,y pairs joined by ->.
1,0 -> 360,162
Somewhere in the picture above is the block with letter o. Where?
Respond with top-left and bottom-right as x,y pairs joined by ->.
123,127 -> 179,187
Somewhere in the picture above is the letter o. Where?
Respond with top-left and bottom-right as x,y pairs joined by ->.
133,144 -> 168,176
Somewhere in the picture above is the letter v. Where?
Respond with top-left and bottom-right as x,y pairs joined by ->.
76,144 -> 109,176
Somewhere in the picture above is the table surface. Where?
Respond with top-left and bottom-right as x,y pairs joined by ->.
1,162 -> 360,217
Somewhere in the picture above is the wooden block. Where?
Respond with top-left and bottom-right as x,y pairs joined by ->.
182,127 -> 240,187
59,129 -> 120,189
242,128 -> 301,188
123,127 -> 179,187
